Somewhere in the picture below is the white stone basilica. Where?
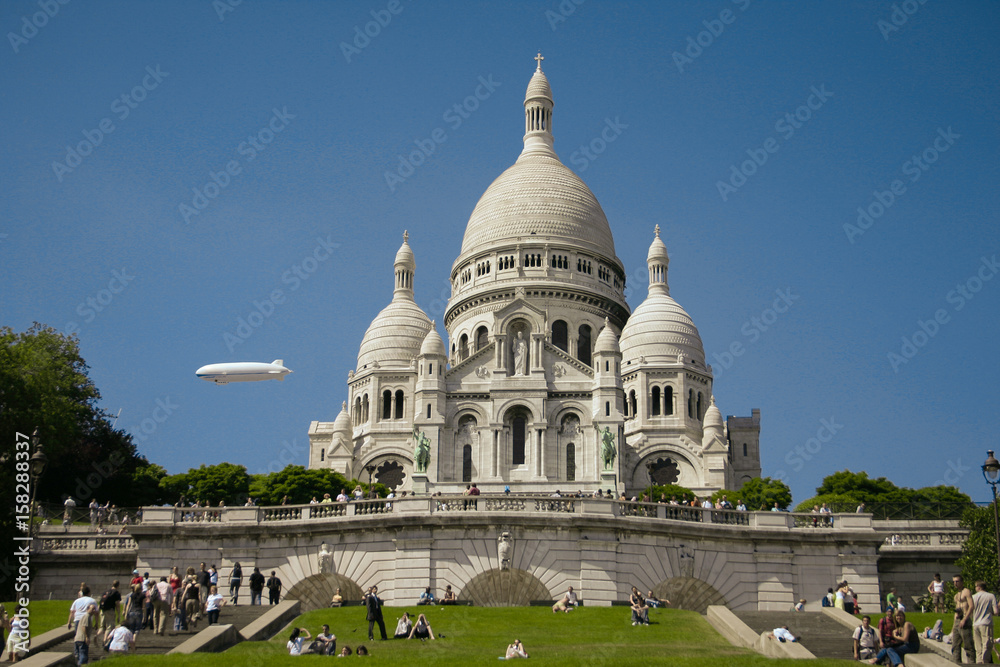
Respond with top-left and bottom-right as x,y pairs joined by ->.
308,57 -> 761,496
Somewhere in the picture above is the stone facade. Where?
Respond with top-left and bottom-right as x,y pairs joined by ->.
308,57 -> 761,497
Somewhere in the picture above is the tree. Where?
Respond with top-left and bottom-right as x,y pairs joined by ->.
796,470 -> 972,518
733,477 -> 792,511
248,465 -> 385,505
159,463 -> 251,506
956,505 -> 998,594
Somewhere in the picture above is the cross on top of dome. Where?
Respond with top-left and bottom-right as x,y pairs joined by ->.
534,52 -> 544,71
655,224 -> 661,238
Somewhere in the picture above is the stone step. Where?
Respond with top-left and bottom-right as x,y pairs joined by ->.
735,611 -> 856,661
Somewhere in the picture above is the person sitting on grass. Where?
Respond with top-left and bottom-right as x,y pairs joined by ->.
308,624 -> 336,655
647,590 -> 668,608
407,613 -> 435,640
441,585 -> 457,605
505,639 -> 529,659
630,587 -> 649,625
330,587 -> 343,607
287,627 -> 313,655
356,645 -> 369,656
394,612 -> 412,639
418,587 -> 435,605
552,593 -> 572,613
338,645 -> 352,656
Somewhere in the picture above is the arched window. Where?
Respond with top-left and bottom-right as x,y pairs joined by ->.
605,401 -> 610,416
743,443 -> 748,457
552,320 -> 568,352
460,334 -> 469,360
395,390 -> 404,420
623,395 -> 629,418
427,403 -> 431,418
566,443 -> 576,482
629,390 -> 637,419
577,324 -> 592,366
476,326 -> 488,351
664,386 -> 674,415
320,449 -> 325,462
382,390 -> 392,420
512,416 -> 526,466
362,394 -> 369,422
697,392 -> 704,420
687,390 -> 694,418
650,386 -> 661,417
354,397 -> 362,423
462,444 -> 473,482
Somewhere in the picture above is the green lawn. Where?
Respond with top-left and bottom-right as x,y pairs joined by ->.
106,605 -> 859,666
1,600 -> 72,635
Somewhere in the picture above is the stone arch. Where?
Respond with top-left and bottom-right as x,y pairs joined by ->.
285,573 -> 365,612
460,568 -> 551,607
651,576 -> 726,614
629,450 -> 698,490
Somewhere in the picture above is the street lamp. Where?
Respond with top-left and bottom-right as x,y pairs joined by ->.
645,460 -> 656,506
365,464 -> 378,499
982,450 -> 1000,588
28,427 -> 48,538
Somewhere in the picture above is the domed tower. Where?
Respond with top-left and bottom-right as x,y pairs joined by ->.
437,55 -> 629,492
619,226 -> 716,494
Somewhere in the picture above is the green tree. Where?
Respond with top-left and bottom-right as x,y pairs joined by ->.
176,463 -> 251,506
956,505 -> 999,593
796,470 -> 972,517
249,465 -> 386,505
734,477 -> 792,511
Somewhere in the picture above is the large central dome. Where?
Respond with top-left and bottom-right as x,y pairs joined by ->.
454,61 -> 618,267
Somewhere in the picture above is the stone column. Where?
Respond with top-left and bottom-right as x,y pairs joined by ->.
491,427 -> 499,478
537,428 -> 546,478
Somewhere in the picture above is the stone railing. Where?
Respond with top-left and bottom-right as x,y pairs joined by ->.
872,519 -> 967,550
38,535 -> 137,552
135,496 -> 881,532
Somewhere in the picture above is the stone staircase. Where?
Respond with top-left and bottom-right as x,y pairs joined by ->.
735,611 -> 855,660
47,604 -> 270,660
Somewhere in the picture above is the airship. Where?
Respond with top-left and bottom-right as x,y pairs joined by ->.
195,359 -> 293,384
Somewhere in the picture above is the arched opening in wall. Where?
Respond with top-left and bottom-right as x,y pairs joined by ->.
664,386 -> 674,415
362,394 -> 369,422
605,401 -> 610,416
382,390 -> 392,420
629,390 -> 637,419
577,324 -> 592,366
645,457 -> 681,486
460,334 -> 469,360
508,319 -> 531,376
651,577 -> 727,614
354,397 -> 362,423
395,390 -> 404,420
462,444 -> 472,482
566,443 -> 575,481
320,449 -> 325,462
650,386 -> 661,416
743,443 -> 747,457
512,416 -> 526,466
286,574 -> 365,613
552,320 -> 568,352
687,390 -> 694,418
375,459 -> 406,489
697,392 -> 704,420
460,569 -> 551,607
476,326 -> 488,351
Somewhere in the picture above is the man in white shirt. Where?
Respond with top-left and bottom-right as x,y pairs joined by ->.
68,586 -> 97,630
152,576 -> 174,636
972,580 -> 999,663
771,626 -> 797,643
852,615 -> 877,661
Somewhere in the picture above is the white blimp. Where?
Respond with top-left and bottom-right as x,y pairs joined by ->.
195,359 -> 293,384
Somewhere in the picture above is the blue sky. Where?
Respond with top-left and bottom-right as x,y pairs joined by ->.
2,0 -> 997,503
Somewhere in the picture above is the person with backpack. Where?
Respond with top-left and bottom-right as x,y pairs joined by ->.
852,615 -> 878,661
266,571 -> 282,605
122,584 -> 145,636
248,567 -> 265,606
97,581 -> 122,644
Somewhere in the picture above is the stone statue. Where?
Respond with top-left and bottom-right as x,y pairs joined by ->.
497,531 -> 513,570
413,427 -> 431,473
601,427 -> 616,470
513,331 -> 527,376
318,542 -> 332,574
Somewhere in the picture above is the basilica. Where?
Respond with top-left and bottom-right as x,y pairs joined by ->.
308,57 -> 761,496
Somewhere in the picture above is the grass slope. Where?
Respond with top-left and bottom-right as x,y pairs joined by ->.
106,605 -> 858,666
1,600 -> 72,635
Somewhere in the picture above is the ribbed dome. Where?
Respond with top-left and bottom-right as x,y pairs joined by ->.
648,225 -> 669,262
594,318 -> 620,355
619,291 -> 705,366
395,231 -> 415,268
333,401 -> 351,433
458,152 -> 617,258
525,69 -> 552,101
420,322 -> 447,357
357,299 -> 432,369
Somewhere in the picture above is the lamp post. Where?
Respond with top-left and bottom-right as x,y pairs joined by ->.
645,461 -> 656,505
365,464 -> 378,499
28,427 -> 48,539
982,450 -> 1000,588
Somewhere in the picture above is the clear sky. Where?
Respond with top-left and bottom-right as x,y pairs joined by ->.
2,0 -> 997,504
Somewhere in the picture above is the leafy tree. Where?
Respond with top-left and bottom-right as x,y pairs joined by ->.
796,470 -> 972,517
794,493 -> 861,513
956,505 -> 999,593
248,465 -> 387,505
159,463 -> 251,506
734,477 -> 792,511
130,463 -> 168,506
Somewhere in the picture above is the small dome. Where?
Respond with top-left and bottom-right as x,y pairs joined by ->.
420,322 -> 447,357
619,291 -> 705,365
333,401 -> 351,434
394,231 -> 415,268
357,299 -> 432,369
647,225 -> 669,263
525,69 -> 552,102
703,396 -> 724,434
594,318 -> 620,355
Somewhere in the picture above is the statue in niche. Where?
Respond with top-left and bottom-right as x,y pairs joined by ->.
601,427 -> 617,470
413,427 -> 431,473
497,531 -> 513,570
318,542 -> 332,574
512,331 -> 528,376
560,415 -> 580,436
